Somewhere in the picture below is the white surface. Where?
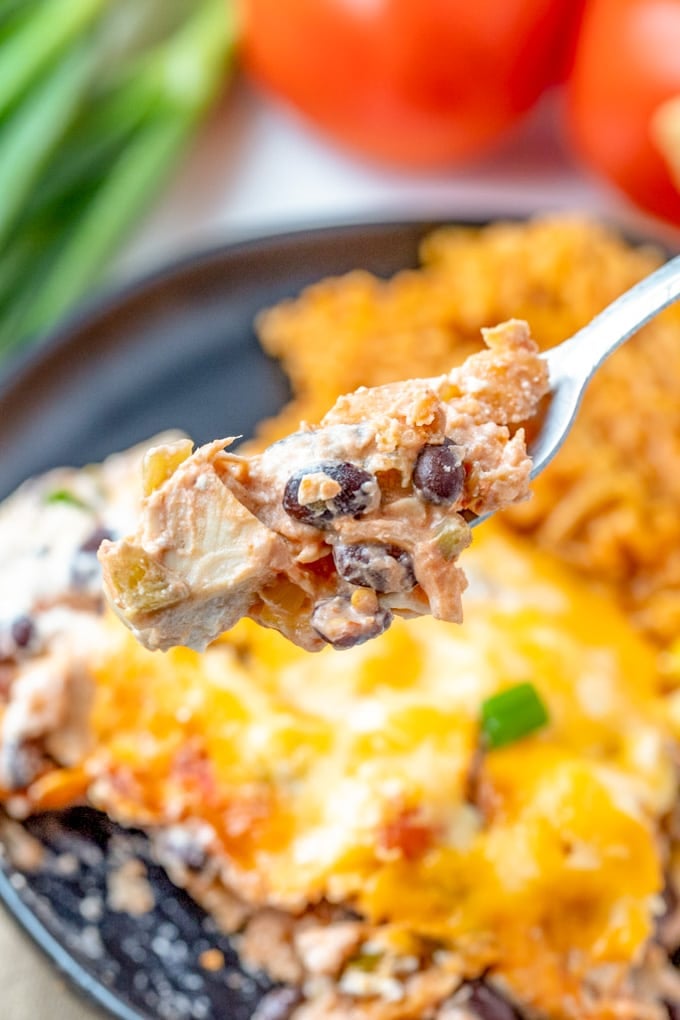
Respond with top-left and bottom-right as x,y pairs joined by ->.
3,79 -> 679,1020
116,78 -> 679,284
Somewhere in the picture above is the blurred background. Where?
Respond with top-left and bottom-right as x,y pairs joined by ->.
1,0 -> 680,371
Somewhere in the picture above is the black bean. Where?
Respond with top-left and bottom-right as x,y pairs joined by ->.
10,615 -> 35,649
333,542 -> 415,593
311,596 -> 392,649
252,987 -> 303,1020
657,878 -> 678,943
79,526 -> 114,553
412,439 -> 465,505
70,556 -> 99,590
283,461 -> 378,528
464,979 -> 521,1020
663,877 -> 679,916
71,527 -> 114,589
1,739 -> 45,790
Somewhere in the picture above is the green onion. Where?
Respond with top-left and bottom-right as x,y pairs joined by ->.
15,0 -> 236,343
44,489 -> 90,509
480,682 -> 549,750
0,0 -> 105,117
0,0 -> 237,358
0,40 -> 95,249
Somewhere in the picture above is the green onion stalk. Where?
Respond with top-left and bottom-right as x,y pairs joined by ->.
480,682 -> 549,750
0,0 -> 237,357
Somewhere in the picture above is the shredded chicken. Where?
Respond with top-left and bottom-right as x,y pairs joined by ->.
99,320 -> 548,652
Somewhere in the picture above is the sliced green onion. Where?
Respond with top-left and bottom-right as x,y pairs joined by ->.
0,4 -> 32,41
0,39 -> 95,249
480,682 -> 549,750
44,489 -> 90,509
14,115 -> 188,342
0,0 -> 105,117
0,0 -> 236,356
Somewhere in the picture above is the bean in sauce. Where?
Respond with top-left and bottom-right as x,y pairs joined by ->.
412,439 -> 465,505
79,525 -> 114,553
252,987 -> 303,1020
333,542 -> 415,593
311,595 -> 392,649
463,979 -> 521,1020
10,615 -> 35,650
71,526 -> 114,588
283,461 -> 379,527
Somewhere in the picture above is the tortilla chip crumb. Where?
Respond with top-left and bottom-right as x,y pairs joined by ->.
199,947 -> 225,971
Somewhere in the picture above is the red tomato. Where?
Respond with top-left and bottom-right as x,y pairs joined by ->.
242,0 -> 576,168
566,0 -> 680,225
378,809 -> 434,860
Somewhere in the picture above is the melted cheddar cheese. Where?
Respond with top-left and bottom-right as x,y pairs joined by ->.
25,523 -> 673,1015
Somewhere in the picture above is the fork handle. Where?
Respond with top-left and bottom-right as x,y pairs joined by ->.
546,252 -> 680,385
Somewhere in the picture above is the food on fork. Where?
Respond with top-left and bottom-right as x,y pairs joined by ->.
99,320 -> 549,653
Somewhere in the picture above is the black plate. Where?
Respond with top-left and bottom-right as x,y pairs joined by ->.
0,221 -> 447,1019
0,220 -> 444,500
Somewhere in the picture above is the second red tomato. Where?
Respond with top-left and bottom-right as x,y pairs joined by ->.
242,0 -> 576,169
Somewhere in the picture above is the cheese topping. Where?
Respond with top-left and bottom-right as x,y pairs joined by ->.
0,433 -> 675,1018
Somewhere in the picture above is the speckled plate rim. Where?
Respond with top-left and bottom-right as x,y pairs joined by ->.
0,215 -> 458,400
0,868 -> 141,1020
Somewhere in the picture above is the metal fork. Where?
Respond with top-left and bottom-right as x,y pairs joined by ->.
471,252 -> 680,527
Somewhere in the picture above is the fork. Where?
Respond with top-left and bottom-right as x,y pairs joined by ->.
532,253 -> 680,476
470,252 -> 680,527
